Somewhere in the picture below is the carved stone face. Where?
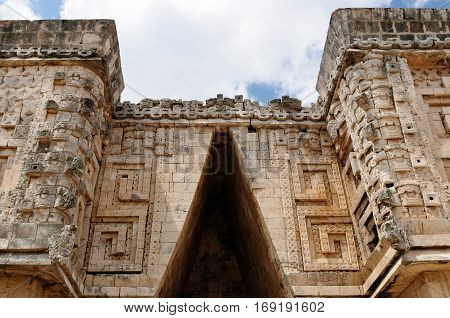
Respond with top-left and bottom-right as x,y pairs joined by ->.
34,186 -> 56,208
397,184 -> 423,207
379,117 -> 402,139
53,122 -> 69,139
122,131 -> 135,151
388,148 -> 411,171
55,187 -> 77,210
303,132 -> 321,152
46,152 -> 62,169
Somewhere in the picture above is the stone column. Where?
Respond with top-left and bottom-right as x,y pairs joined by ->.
0,20 -> 123,297
338,51 -> 449,257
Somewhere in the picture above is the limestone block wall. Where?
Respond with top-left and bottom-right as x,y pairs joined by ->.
0,276 -> 48,297
83,123 -> 213,297
230,124 -> 364,296
399,271 -> 450,297
180,206 -> 247,298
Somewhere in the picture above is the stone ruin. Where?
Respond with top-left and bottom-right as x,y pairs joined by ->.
0,8 -> 450,297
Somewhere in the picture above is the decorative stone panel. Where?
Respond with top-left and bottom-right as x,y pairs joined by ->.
294,158 -> 359,271
87,159 -> 151,272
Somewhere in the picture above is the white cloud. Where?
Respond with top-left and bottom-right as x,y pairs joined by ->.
0,0 -> 40,20
413,0 -> 430,7
61,0 -> 391,104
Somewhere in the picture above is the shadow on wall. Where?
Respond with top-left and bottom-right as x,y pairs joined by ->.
156,129 -> 288,297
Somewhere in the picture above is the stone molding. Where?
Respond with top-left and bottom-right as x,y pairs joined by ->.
114,95 -> 325,122
0,46 -> 97,59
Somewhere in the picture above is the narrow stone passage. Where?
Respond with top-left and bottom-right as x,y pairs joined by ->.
160,129 -> 286,297
180,198 -> 248,297
179,130 -> 248,297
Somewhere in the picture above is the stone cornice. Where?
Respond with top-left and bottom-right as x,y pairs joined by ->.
0,46 -> 97,58
349,37 -> 450,50
320,41 -> 450,117
114,95 -> 325,123
317,8 -> 450,114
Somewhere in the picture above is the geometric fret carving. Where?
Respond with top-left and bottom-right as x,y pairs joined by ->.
92,224 -> 127,256
296,164 -> 327,202
88,222 -> 141,272
302,222 -> 358,271
87,157 -> 151,272
294,158 -> 347,210
294,158 -> 359,271
98,162 -> 151,210
116,169 -> 150,202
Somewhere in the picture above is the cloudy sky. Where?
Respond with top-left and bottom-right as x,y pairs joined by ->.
0,0 -> 449,104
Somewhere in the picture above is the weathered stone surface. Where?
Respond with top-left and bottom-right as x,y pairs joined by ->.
1,9 -> 450,298
48,225 -> 76,264
317,8 -> 450,114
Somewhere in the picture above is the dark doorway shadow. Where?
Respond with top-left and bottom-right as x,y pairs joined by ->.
157,129 -> 287,297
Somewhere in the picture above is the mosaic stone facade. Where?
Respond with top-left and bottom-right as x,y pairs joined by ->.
0,9 -> 450,297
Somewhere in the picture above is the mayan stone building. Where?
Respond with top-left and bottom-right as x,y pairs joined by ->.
0,8 -> 450,298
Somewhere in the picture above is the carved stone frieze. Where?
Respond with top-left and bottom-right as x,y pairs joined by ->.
114,95 -> 324,121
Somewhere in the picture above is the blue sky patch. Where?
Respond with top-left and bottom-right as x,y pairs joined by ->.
247,82 -> 283,104
389,0 -> 450,8
31,0 -> 62,19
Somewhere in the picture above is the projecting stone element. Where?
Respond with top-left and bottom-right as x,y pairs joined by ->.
380,215 -> 409,252
1,9 -> 450,298
48,225 -> 77,264
79,98 -> 96,117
